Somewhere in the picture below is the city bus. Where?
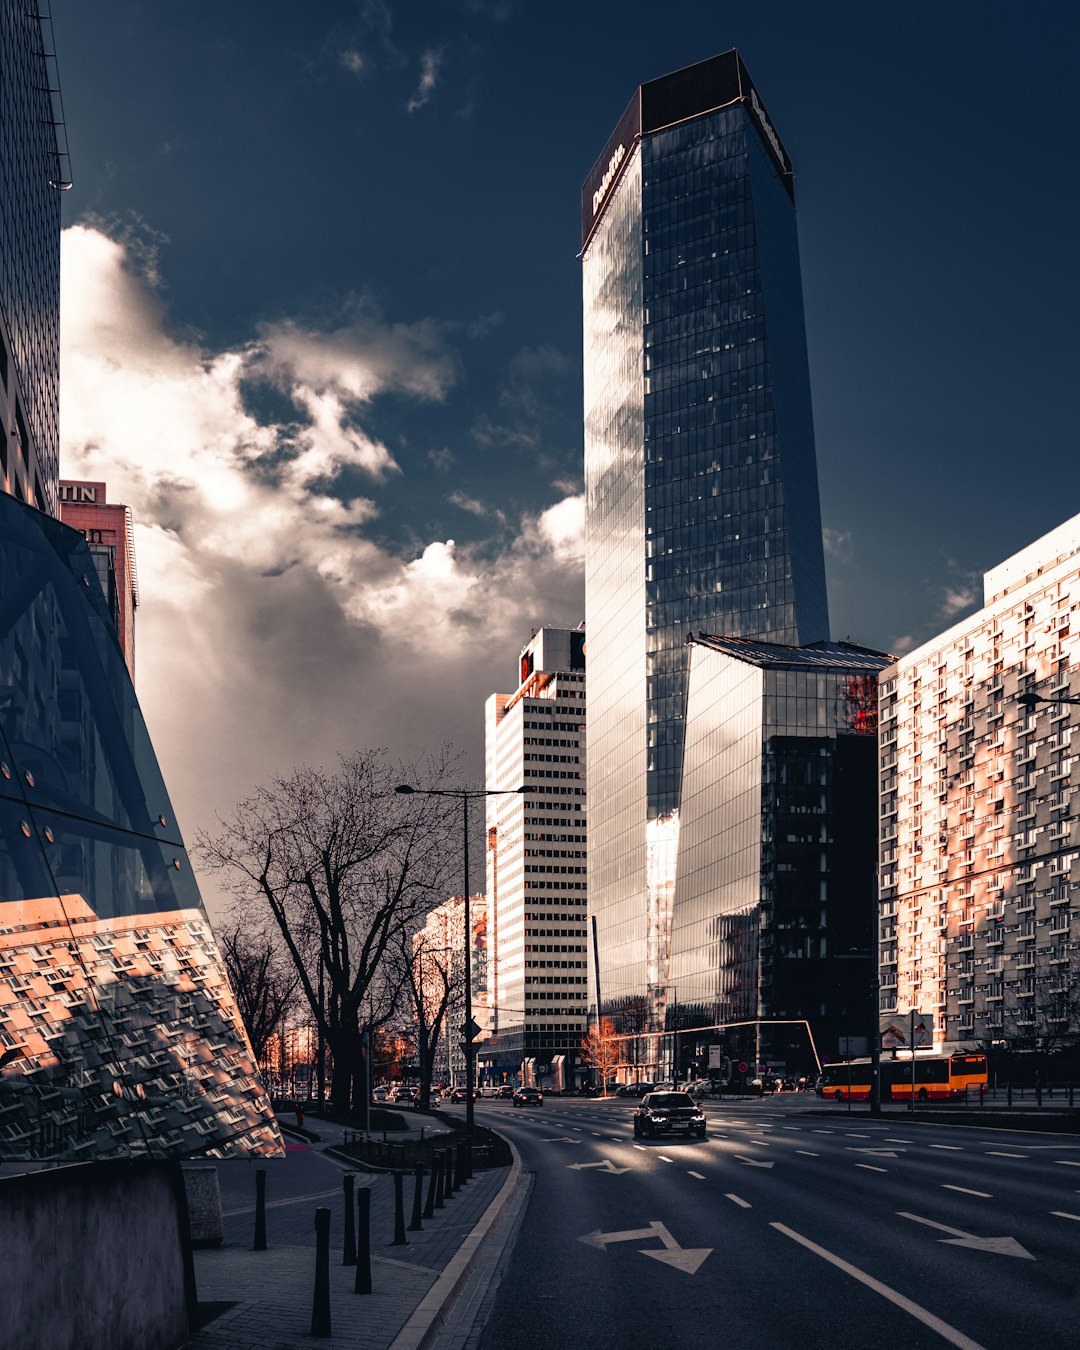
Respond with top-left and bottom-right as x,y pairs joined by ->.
818,1053 -> 988,1103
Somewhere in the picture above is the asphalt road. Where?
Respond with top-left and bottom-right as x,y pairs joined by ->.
451,1094 -> 1080,1350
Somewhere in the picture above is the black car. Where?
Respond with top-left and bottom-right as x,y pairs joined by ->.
512,1086 -> 543,1107
633,1091 -> 707,1139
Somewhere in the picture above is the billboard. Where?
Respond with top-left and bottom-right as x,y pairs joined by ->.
881,1012 -> 934,1050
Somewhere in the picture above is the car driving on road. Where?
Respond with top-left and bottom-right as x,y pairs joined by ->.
512,1086 -> 543,1107
632,1091 -> 707,1139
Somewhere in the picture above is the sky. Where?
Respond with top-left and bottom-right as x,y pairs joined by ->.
50,1 -> 1080,913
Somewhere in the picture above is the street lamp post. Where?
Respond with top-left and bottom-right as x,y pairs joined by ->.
395,782 -> 525,1151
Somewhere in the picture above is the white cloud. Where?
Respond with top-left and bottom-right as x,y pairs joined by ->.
407,49 -> 442,114
59,222 -> 585,912
822,526 -> 853,562
340,50 -> 366,75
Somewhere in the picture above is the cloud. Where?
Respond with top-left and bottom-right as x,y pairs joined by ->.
407,49 -> 442,114
471,344 -> 571,456
59,222 -> 585,913
889,634 -> 918,656
340,50 -> 366,75
822,527 -> 853,562
427,447 -> 456,474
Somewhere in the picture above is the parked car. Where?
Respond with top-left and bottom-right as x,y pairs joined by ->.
480,1085 -> 501,1098
633,1091 -> 707,1140
512,1086 -> 543,1107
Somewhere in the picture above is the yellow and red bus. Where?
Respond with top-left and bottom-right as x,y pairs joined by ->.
818,1053 -> 987,1103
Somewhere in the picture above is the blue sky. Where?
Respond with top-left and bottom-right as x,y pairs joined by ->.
51,1 -> 1080,895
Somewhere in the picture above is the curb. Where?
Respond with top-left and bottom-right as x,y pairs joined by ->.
387,1136 -> 524,1350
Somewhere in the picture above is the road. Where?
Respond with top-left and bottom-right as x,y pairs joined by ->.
447,1094 -> 1080,1349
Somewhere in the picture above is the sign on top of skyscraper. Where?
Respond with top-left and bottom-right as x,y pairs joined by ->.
582,50 -> 793,252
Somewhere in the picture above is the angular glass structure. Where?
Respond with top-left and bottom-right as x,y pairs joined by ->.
0,493 -> 280,1159
583,52 -> 830,1025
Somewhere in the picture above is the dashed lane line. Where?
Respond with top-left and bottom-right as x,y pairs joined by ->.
943,1185 -> 991,1198
771,1224 -> 987,1350
855,1163 -> 888,1173
795,1150 -> 819,1157
1055,1160 -> 1080,1168
985,1152 -> 1027,1159
1051,1211 -> 1080,1222
812,1129 -> 834,1134
633,1144 -> 646,1152
885,1138 -> 913,1144
847,1133 -> 872,1139
726,1194 -> 751,1208
928,1144 -> 963,1151
658,1155 -> 673,1163
689,1171 -> 706,1180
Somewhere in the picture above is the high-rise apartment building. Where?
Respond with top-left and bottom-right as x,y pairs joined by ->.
482,628 -> 587,1088
880,515 -> 1080,1055
583,52 -> 829,1026
59,480 -> 139,679
416,893 -> 488,1087
0,3 -> 67,514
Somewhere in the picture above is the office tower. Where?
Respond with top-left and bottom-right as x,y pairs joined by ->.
59,480 -> 139,679
583,52 -> 829,1026
481,628 -> 587,1090
667,635 -> 889,1073
0,3 -> 67,514
416,894 -> 488,1087
880,514 -> 1080,1055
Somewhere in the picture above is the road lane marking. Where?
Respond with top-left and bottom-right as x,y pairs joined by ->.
689,1171 -> 706,1179
771,1224 -> 988,1350
855,1163 -> 887,1173
734,1155 -> 774,1169
750,1139 -> 771,1145
726,1194 -> 751,1208
1051,1211 -> 1080,1221
796,1150 -> 819,1157
572,1126 -> 583,1131
812,1129 -> 834,1134
985,1151 -> 1027,1159
592,1132 -> 603,1136
943,1185 -> 991,1198
928,1144 -> 963,1151
897,1212 -> 1034,1259
885,1138 -> 913,1144
658,1155 -> 673,1162
633,1144 -> 646,1152
1055,1160 -> 1080,1167
847,1133 -> 872,1139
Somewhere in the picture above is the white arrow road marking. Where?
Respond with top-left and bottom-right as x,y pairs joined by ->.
578,1220 -> 712,1275
734,1155 -> 775,1168
897,1212 -> 1035,1259
848,1147 -> 904,1157
541,1137 -> 583,1144
943,1185 -> 991,1198
772,1224 -> 988,1350
567,1160 -> 631,1175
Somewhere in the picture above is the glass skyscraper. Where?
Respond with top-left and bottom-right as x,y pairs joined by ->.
583,51 -> 830,1026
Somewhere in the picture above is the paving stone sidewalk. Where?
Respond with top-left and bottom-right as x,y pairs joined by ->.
182,1114 -> 510,1350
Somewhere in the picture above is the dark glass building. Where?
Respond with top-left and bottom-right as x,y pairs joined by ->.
0,493 -> 280,1159
0,3 -> 66,514
583,52 -> 830,1027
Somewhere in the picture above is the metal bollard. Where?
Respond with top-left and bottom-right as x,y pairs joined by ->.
311,1207 -> 332,1338
455,1141 -> 466,1190
466,1135 -> 474,1180
354,1186 -> 372,1295
392,1171 -> 408,1245
434,1152 -> 446,1209
424,1155 -> 438,1219
1007,1082 -> 1013,1106
253,1168 -> 268,1251
444,1148 -> 455,1199
409,1162 -> 425,1232
343,1173 -> 357,1265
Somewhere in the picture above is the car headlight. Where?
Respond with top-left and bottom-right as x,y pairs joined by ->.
692,1113 -> 705,1121
651,1115 -> 667,1123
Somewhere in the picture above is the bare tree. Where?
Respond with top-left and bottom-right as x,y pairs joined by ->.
579,1017 -> 621,1094
1001,946 -> 1080,1061
399,930 -> 457,1109
218,914 -> 299,1068
196,749 -> 458,1114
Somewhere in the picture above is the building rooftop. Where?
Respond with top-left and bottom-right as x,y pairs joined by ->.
688,633 -> 894,672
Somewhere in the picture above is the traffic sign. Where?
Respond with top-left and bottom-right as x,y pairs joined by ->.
737,1061 -> 749,1074
461,1018 -> 482,1042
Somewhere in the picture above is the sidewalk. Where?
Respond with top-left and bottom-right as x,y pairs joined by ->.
182,1111 -> 521,1350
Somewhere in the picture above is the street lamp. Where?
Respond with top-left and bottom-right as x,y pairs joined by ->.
395,782 -> 525,1150
1018,689 -> 1080,709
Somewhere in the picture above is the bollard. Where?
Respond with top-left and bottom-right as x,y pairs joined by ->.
311,1207 -> 332,1338
253,1168 -> 267,1251
466,1135 -> 474,1181
455,1141 -> 466,1190
409,1162 -> 424,1232
443,1148 -> 455,1199
1071,1084 -> 1075,1109
424,1155 -> 438,1219
392,1171 -> 408,1245
434,1152 -> 446,1209
354,1186 -> 372,1295
343,1173 -> 357,1265
1007,1082 -> 1013,1107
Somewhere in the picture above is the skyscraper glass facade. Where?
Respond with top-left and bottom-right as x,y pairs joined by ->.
0,3 -> 62,513
583,52 -> 830,1022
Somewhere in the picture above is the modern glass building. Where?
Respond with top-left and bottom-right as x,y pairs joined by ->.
0,493 -> 280,1159
583,52 -> 830,1028
0,3 -> 66,515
